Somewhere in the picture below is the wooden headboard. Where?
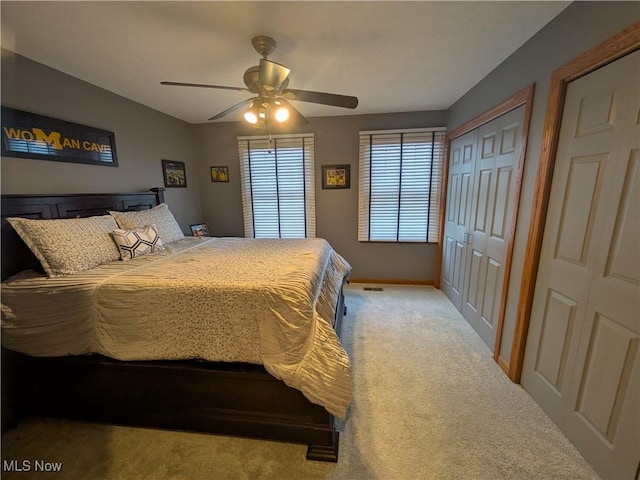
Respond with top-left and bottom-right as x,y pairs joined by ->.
1,188 -> 165,281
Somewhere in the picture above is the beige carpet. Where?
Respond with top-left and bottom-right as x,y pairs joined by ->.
1,285 -> 600,480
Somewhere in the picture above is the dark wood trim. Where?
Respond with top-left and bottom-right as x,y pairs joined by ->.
437,84 -> 535,377
0,190 -> 164,281
3,288 -> 347,461
307,430 -> 340,462
510,22 -> 640,383
149,187 -> 166,204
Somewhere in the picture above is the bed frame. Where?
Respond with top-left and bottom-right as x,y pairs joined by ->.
0,188 -> 347,462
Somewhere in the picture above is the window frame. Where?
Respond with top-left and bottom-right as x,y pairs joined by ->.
238,133 -> 316,239
358,127 -> 447,243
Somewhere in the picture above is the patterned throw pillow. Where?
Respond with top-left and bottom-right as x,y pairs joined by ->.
109,203 -> 185,244
112,224 -> 164,261
7,215 -> 121,277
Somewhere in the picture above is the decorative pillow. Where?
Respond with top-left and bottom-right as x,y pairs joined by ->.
7,215 -> 121,277
109,203 -> 184,244
112,224 -> 164,261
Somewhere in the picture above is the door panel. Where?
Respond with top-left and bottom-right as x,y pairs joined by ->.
605,150 -> 639,285
576,313 -> 637,441
480,257 -> 501,328
457,172 -> 472,227
461,106 -> 524,348
522,50 -> 640,480
474,169 -> 492,232
534,289 -> 577,391
441,130 -> 477,309
465,248 -> 484,315
451,239 -> 465,298
442,106 -> 525,350
490,166 -> 512,239
554,155 -> 606,265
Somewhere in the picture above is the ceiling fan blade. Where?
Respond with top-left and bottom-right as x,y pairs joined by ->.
259,59 -> 290,91
276,98 -> 309,127
209,98 -> 255,121
161,81 -> 250,93
281,88 -> 358,109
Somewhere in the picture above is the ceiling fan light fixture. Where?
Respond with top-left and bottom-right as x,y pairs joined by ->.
162,36 -> 358,124
243,99 -> 263,124
272,100 -> 290,123
244,111 -> 258,124
274,107 -> 289,123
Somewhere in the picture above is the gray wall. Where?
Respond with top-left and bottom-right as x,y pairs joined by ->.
2,1 -> 637,289
1,47 -> 447,282
446,1 -> 640,364
0,49 -> 203,234
194,110 -> 447,282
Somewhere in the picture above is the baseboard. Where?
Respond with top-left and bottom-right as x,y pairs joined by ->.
349,278 -> 435,286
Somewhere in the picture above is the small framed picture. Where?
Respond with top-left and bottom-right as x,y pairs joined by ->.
190,223 -> 210,237
322,164 -> 350,189
162,159 -> 187,188
211,166 -> 229,182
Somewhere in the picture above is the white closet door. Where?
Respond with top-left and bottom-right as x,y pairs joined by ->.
461,106 -> 524,348
442,129 -> 477,309
442,106 -> 524,351
522,50 -> 639,480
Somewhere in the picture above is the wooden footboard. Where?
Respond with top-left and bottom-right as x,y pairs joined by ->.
1,286 -> 347,462
1,190 -> 349,462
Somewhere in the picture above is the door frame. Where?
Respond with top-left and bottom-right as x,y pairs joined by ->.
509,22 -> 640,383
436,83 -> 535,373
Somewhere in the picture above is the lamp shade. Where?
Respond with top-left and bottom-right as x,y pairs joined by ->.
243,99 -> 267,128
272,100 -> 290,122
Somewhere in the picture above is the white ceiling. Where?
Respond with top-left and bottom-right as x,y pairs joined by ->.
1,1 -> 570,124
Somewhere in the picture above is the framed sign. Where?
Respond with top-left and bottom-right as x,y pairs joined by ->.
210,166 -> 229,182
1,106 -> 118,167
162,159 -> 187,188
322,164 -> 350,189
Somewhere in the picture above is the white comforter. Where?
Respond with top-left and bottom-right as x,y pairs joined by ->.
1,237 -> 352,418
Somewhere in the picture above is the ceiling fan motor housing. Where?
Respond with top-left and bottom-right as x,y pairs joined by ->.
243,66 -> 260,93
251,36 -> 277,57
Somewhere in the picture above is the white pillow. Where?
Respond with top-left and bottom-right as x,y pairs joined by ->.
109,203 -> 184,244
7,215 -> 121,277
112,224 -> 164,261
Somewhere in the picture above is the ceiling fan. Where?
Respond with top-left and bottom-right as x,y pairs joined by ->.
161,35 -> 359,127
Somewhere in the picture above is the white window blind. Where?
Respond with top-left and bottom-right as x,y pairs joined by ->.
238,134 -> 315,238
358,128 -> 446,243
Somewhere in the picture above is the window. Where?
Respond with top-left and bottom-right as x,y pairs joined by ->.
238,134 -> 315,238
358,128 -> 446,243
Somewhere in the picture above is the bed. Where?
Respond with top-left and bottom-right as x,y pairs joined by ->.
0,188 -> 351,462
